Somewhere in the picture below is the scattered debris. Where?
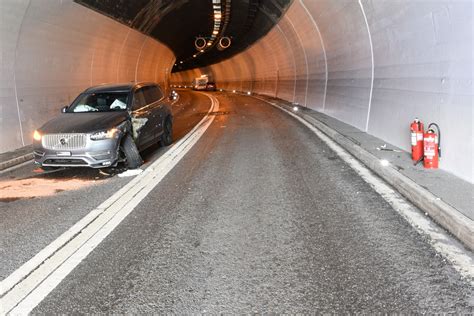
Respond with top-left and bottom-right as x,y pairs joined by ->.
376,144 -> 402,152
118,169 -> 143,178
99,169 -> 111,176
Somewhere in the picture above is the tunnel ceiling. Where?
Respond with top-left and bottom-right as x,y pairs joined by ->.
75,0 -> 292,72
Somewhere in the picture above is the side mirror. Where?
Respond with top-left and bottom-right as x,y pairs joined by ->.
61,106 -> 68,113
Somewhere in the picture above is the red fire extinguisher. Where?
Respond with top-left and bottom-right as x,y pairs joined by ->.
423,123 -> 441,169
410,118 -> 424,161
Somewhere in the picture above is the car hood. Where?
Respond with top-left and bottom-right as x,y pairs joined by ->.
39,112 -> 128,134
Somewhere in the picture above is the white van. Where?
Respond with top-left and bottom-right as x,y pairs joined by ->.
192,77 -> 208,90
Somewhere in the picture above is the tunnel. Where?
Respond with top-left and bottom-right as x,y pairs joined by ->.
1,0 -> 472,182
0,0 -> 473,313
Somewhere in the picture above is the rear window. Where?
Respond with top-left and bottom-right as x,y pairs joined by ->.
68,92 -> 129,113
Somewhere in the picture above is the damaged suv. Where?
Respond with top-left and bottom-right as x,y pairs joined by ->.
33,82 -> 173,170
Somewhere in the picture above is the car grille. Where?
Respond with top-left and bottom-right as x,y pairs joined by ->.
42,133 -> 87,150
44,159 -> 87,166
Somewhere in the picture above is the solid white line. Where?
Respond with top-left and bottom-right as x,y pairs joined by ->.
299,0 -> 328,112
116,28 -> 131,82
285,15 -> 309,108
0,93 -> 219,314
358,0 -> 375,132
134,37 -> 148,82
253,96 -> 474,283
12,0 -> 32,147
276,24 -> 297,103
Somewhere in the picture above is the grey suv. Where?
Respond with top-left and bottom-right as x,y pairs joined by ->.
33,82 -> 173,170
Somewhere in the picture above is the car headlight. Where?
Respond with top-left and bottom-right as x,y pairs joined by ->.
90,128 -> 118,140
33,130 -> 42,141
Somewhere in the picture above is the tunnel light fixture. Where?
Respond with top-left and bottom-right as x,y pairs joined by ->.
232,90 -> 236,93
380,159 -> 390,167
293,106 -> 299,112
194,0 -> 230,55
247,91 -> 251,95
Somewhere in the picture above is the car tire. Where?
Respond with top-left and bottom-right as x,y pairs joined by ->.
159,118 -> 173,147
121,134 -> 143,169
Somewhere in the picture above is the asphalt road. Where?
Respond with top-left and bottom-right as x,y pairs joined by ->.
2,91 -> 473,313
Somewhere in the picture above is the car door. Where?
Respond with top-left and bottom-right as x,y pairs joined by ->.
152,85 -> 166,138
143,85 -> 165,139
131,87 -> 155,148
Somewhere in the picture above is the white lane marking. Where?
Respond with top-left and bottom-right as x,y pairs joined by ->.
255,96 -> 474,284
0,160 -> 33,175
0,93 -> 219,314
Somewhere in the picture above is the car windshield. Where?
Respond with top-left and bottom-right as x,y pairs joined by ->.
68,92 -> 129,113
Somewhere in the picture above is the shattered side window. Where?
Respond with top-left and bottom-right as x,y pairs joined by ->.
132,89 -> 147,111
69,92 -> 129,113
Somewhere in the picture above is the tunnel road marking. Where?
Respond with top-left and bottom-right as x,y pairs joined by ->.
0,93 -> 219,315
254,96 -> 474,284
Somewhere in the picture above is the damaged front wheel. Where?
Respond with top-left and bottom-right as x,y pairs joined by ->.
159,118 -> 173,147
121,134 -> 143,169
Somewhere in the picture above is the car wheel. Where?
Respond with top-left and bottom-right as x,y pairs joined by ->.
121,134 -> 143,169
159,118 -> 173,147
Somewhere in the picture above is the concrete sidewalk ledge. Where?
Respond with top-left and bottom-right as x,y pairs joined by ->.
257,96 -> 473,251
0,153 -> 34,171
300,113 -> 473,251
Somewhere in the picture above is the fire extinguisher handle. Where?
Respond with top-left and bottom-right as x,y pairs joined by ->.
428,123 -> 441,158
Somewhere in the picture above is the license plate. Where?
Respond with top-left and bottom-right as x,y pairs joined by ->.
56,151 -> 71,156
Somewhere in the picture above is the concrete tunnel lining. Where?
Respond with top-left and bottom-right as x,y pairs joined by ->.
0,0 -> 472,183
171,0 -> 473,184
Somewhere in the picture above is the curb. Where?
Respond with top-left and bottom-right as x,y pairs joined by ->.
0,153 -> 34,171
259,97 -> 473,251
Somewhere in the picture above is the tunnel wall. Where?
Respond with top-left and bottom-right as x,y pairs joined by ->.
0,0 -> 175,153
172,0 -> 473,183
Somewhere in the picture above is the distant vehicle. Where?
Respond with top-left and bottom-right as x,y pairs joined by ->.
206,82 -> 217,91
192,77 -> 208,90
33,82 -> 174,170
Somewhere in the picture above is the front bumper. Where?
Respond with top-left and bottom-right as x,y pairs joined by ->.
33,137 -> 121,168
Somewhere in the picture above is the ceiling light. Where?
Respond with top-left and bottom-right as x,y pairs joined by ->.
215,13 -> 222,19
